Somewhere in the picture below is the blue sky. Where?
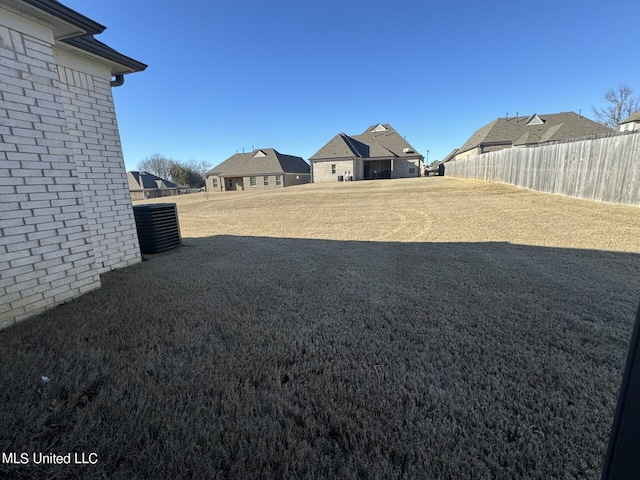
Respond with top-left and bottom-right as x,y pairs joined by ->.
62,0 -> 640,171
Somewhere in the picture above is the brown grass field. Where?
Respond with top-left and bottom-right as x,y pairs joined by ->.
1,177 -> 640,479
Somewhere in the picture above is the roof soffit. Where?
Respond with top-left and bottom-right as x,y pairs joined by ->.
60,36 -> 147,74
6,0 -> 105,40
6,0 -> 146,76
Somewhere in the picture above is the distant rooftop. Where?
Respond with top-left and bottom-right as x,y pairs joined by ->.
206,149 -> 310,177
620,111 -> 640,124
458,112 -> 612,154
310,124 -> 421,160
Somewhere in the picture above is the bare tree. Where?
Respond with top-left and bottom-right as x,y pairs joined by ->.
137,154 -> 174,180
137,155 -> 211,185
592,85 -> 640,128
185,159 -> 212,179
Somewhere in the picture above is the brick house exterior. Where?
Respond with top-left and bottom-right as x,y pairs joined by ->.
310,124 -> 423,183
619,112 -> 640,133
127,171 -> 178,201
0,0 -> 146,328
206,148 -> 310,192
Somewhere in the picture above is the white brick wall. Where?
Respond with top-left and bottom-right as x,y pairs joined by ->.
0,5 -> 141,328
312,159 -> 355,183
392,157 -> 422,177
55,55 -> 140,274
312,157 -> 421,182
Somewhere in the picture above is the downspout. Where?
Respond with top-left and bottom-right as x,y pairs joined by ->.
110,74 -> 125,87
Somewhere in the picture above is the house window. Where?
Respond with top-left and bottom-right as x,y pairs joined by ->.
331,164 -> 336,174
228,179 -> 233,188
409,167 -> 415,174
276,176 -> 282,186
250,176 -> 256,187
264,176 -> 269,186
212,178 -> 218,188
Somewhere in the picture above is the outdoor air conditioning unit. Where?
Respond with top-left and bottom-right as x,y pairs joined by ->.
132,203 -> 182,254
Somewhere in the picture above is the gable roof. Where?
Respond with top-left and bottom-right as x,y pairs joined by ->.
458,112 -> 613,154
621,111 -> 640,124
206,149 -> 310,177
127,171 -> 177,191
310,134 -> 366,159
310,123 -> 422,160
440,148 -> 459,164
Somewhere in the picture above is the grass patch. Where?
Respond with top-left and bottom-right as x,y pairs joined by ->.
1,178 -> 639,478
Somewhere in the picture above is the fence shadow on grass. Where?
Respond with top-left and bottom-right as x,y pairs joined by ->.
1,235 -> 640,480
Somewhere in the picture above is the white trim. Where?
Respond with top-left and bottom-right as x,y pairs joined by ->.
0,5 -> 54,44
53,47 -> 111,80
525,114 -> 545,126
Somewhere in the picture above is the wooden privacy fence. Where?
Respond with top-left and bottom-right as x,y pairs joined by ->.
446,132 -> 640,206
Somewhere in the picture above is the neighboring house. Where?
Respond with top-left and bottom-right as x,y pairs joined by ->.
455,112 -> 613,160
309,123 -> 423,182
1,0 -> 146,328
619,112 -> 640,132
205,149 -> 310,191
425,149 -> 458,176
127,171 -> 178,201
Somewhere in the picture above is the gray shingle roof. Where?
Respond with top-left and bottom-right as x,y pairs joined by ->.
621,111 -> 640,124
458,112 -> 613,154
128,171 -> 177,190
310,124 -> 421,160
206,149 -> 310,177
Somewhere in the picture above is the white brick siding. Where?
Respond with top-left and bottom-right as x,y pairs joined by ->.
312,159 -> 355,183
391,157 -> 422,177
0,5 -> 141,329
55,53 -> 140,274
312,157 -> 421,182
283,173 -> 311,187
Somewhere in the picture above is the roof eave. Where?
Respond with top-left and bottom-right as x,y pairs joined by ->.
15,0 -> 105,37
61,36 -> 147,74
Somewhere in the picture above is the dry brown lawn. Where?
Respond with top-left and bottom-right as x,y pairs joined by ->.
147,177 -> 640,252
2,177 -> 640,479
